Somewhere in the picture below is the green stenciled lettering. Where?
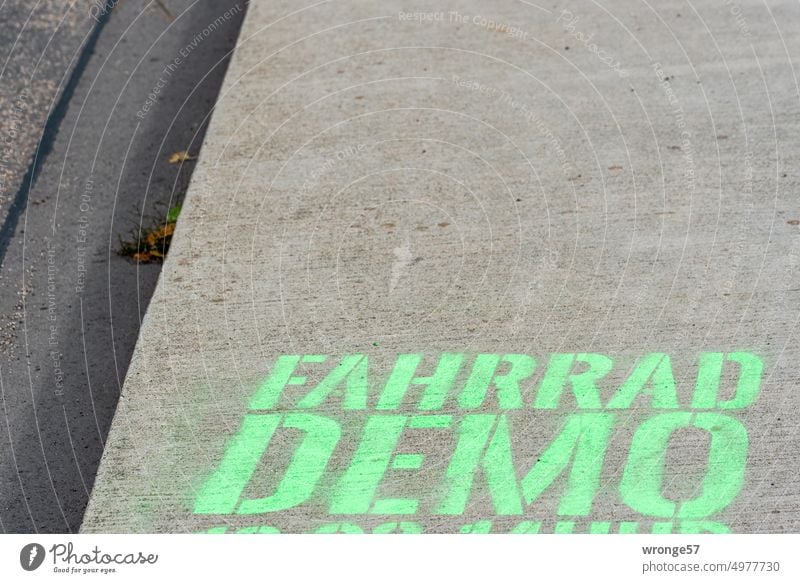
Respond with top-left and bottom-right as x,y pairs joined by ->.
589,521 -> 611,534
691,352 -> 763,409
377,353 -> 464,410
237,413 -> 340,514
437,415 -> 523,515
692,353 -> 725,409
607,353 -> 678,409
391,453 -> 424,469
315,522 -> 362,533
330,414 -> 451,515
330,416 -> 402,514
372,521 -> 423,533
459,520 -> 493,533
194,413 -> 340,515
510,521 -> 541,533
249,355 -> 327,410
297,354 -> 369,410
520,413 -> 615,515
458,354 -> 535,410
620,413 -> 747,519
194,414 -> 281,514
235,525 -> 280,533
329,415 -> 407,513
534,353 -> 610,408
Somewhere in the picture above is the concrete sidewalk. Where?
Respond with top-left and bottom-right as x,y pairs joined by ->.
82,0 -> 800,533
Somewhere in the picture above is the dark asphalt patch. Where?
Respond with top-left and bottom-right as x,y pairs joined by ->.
0,0 -> 248,533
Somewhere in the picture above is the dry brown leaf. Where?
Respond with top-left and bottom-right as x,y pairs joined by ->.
144,223 -> 176,246
168,151 -> 197,164
132,252 -> 153,263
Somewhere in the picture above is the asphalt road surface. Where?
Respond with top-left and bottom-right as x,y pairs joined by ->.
0,0 -> 96,225
80,0 -> 800,533
0,0 -> 246,533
